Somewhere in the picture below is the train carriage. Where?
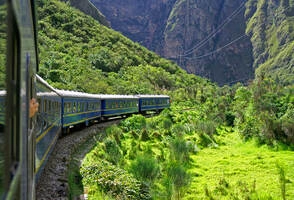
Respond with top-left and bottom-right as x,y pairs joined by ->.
35,75 -> 62,181
100,95 -> 139,119
138,95 -> 170,114
57,90 -> 101,133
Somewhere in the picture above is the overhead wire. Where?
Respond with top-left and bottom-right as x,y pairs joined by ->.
179,0 -> 247,57
183,34 -> 248,60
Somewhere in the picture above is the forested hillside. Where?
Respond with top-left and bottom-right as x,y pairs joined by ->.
37,0 -> 213,96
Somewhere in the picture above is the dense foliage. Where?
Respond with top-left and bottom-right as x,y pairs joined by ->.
233,77 -> 294,146
37,0 -> 203,95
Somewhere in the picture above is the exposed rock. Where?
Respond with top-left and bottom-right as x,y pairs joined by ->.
89,0 -> 254,85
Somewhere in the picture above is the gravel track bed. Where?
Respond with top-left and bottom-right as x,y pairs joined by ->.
36,120 -> 121,200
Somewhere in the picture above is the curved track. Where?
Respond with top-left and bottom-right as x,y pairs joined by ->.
36,120 -> 121,199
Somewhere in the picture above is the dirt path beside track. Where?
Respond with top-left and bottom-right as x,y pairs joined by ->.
36,120 -> 121,200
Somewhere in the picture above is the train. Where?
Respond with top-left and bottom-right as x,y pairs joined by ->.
0,0 -> 170,199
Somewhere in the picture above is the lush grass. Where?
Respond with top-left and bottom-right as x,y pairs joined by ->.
185,128 -> 294,199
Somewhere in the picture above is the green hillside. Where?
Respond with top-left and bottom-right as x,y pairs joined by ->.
245,0 -> 294,85
37,0 -> 214,96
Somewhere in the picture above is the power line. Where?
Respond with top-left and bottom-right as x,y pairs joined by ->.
179,1 -> 247,57
183,34 -> 248,60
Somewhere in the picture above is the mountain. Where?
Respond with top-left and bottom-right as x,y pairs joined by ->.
245,0 -> 294,85
89,0 -> 294,86
89,0 -> 254,85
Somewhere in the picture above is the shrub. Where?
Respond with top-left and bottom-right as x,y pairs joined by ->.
81,160 -> 151,200
170,137 -> 190,163
166,162 -> 191,199
129,155 -> 160,184
104,138 -> 122,165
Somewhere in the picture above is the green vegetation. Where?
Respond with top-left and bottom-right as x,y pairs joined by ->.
0,0 -> 279,199
36,0 -> 190,94
81,105 -> 294,199
186,129 -> 294,199
34,1 -> 293,198
245,0 -> 294,86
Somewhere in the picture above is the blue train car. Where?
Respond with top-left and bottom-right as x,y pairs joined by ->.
35,75 -> 62,180
58,90 -> 101,133
100,95 -> 139,119
138,95 -> 170,114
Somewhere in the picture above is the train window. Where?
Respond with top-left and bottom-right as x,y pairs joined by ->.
64,103 -> 67,113
43,99 -> 47,112
49,100 -> 52,113
77,102 -> 80,112
73,102 -> 76,112
67,102 -> 71,113
64,102 -> 68,113
82,102 -> 85,112
68,102 -> 71,113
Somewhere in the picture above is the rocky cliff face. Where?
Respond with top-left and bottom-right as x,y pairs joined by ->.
88,0 -> 294,86
89,0 -> 177,54
163,0 -> 254,85
90,0 -> 254,85
245,0 -> 294,85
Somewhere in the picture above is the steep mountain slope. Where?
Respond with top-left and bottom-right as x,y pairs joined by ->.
163,0 -> 254,85
90,0 -> 254,85
245,0 -> 294,85
89,0 -> 177,54
89,0 -> 294,86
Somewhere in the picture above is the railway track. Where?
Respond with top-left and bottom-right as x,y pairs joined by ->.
36,119 -> 122,200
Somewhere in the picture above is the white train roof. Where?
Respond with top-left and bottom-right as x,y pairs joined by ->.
56,89 -> 101,99
37,91 -> 60,97
99,94 -> 138,99
136,94 -> 170,98
0,90 -> 6,96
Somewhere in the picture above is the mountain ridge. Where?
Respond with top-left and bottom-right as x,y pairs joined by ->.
89,0 -> 254,85
87,0 -> 293,86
